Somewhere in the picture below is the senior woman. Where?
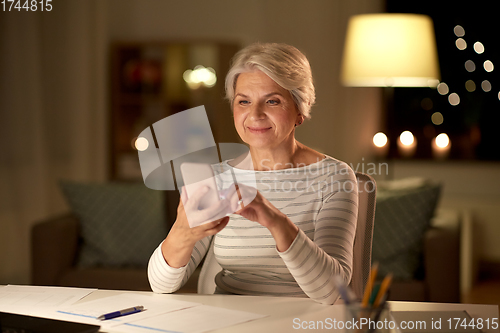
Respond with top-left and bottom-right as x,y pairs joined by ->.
148,43 -> 358,305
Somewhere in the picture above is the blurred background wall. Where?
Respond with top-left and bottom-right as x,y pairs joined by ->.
0,0 -> 382,285
0,0 -> 498,286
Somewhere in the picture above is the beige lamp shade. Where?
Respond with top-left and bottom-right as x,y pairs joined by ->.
341,14 -> 440,87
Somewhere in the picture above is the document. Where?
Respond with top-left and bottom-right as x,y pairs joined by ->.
52,293 -> 266,332
116,304 -> 267,333
50,293 -> 200,329
1,286 -> 267,332
0,285 -> 95,315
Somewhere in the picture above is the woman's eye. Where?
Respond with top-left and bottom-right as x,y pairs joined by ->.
238,100 -> 249,105
267,99 -> 280,105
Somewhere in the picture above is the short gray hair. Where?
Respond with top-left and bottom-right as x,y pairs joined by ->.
225,43 -> 315,119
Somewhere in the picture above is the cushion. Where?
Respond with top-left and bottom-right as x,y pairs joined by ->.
371,178 -> 441,280
60,181 -> 167,268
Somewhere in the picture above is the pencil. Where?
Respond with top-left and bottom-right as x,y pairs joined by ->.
368,283 -> 381,307
362,263 -> 378,308
373,273 -> 393,308
368,294 -> 389,333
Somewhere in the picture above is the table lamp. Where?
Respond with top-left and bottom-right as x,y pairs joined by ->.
340,13 -> 441,158
341,13 -> 440,87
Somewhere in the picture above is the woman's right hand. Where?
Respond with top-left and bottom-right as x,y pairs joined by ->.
161,186 -> 231,268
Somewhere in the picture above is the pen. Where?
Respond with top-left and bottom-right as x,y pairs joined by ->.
333,275 -> 353,305
97,306 -> 145,320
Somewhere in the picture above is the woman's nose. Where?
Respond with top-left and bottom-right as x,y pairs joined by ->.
248,103 -> 266,120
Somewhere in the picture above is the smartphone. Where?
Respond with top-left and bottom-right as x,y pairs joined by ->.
180,162 -> 220,210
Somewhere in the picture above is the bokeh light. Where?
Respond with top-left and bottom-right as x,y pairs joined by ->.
465,60 -> 476,72
448,93 -> 460,106
482,80 -> 492,92
437,82 -> 449,95
454,25 -> 465,37
421,98 -> 433,110
183,65 -> 217,89
473,42 -> 485,54
431,112 -> 444,125
484,60 -> 494,72
400,131 -> 414,146
456,38 -> 467,50
135,137 -> 149,151
373,132 -> 388,148
435,133 -> 450,148
465,80 -> 476,92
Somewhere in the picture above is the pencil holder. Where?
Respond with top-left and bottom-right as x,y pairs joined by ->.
344,303 -> 391,333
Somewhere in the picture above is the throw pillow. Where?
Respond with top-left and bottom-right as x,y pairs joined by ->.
60,181 -> 167,268
371,179 -> 441,280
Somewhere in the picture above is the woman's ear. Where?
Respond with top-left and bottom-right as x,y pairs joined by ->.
295,114 -> 304,127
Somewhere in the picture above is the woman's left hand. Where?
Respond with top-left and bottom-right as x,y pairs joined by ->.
225,183 -> 299,252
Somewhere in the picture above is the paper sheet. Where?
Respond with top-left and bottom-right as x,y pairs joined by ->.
116,304 -> 267,333
46,293 -> 201,329
49,293 -> 266,332
1,287 -> 267,332
0,285 -> 96,315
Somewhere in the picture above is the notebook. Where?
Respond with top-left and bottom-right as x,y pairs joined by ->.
0,312 -> 100,333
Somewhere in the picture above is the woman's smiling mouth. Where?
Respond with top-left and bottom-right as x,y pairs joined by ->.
247,126 -> 272,134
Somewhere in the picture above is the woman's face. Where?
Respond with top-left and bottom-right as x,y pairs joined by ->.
232,70 -> 302,151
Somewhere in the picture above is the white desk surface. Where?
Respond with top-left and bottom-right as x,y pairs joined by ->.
74,290 -> 499,333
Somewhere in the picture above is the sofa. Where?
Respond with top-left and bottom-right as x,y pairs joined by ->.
386,208 -> 460,302
31,181 -> 461,302
30,189 -> 197,292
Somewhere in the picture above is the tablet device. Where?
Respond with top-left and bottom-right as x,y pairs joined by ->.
0,312 -> 100,333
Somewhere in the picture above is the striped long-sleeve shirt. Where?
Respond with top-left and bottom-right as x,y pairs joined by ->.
148,155 -> 358,305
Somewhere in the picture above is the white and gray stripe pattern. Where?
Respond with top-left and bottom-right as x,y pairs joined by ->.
148,156 -> 358,305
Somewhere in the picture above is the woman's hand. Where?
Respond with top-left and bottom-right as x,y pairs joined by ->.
226,183 -> 299,252
161,186 -> 230,268
182,185 -> 231,228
